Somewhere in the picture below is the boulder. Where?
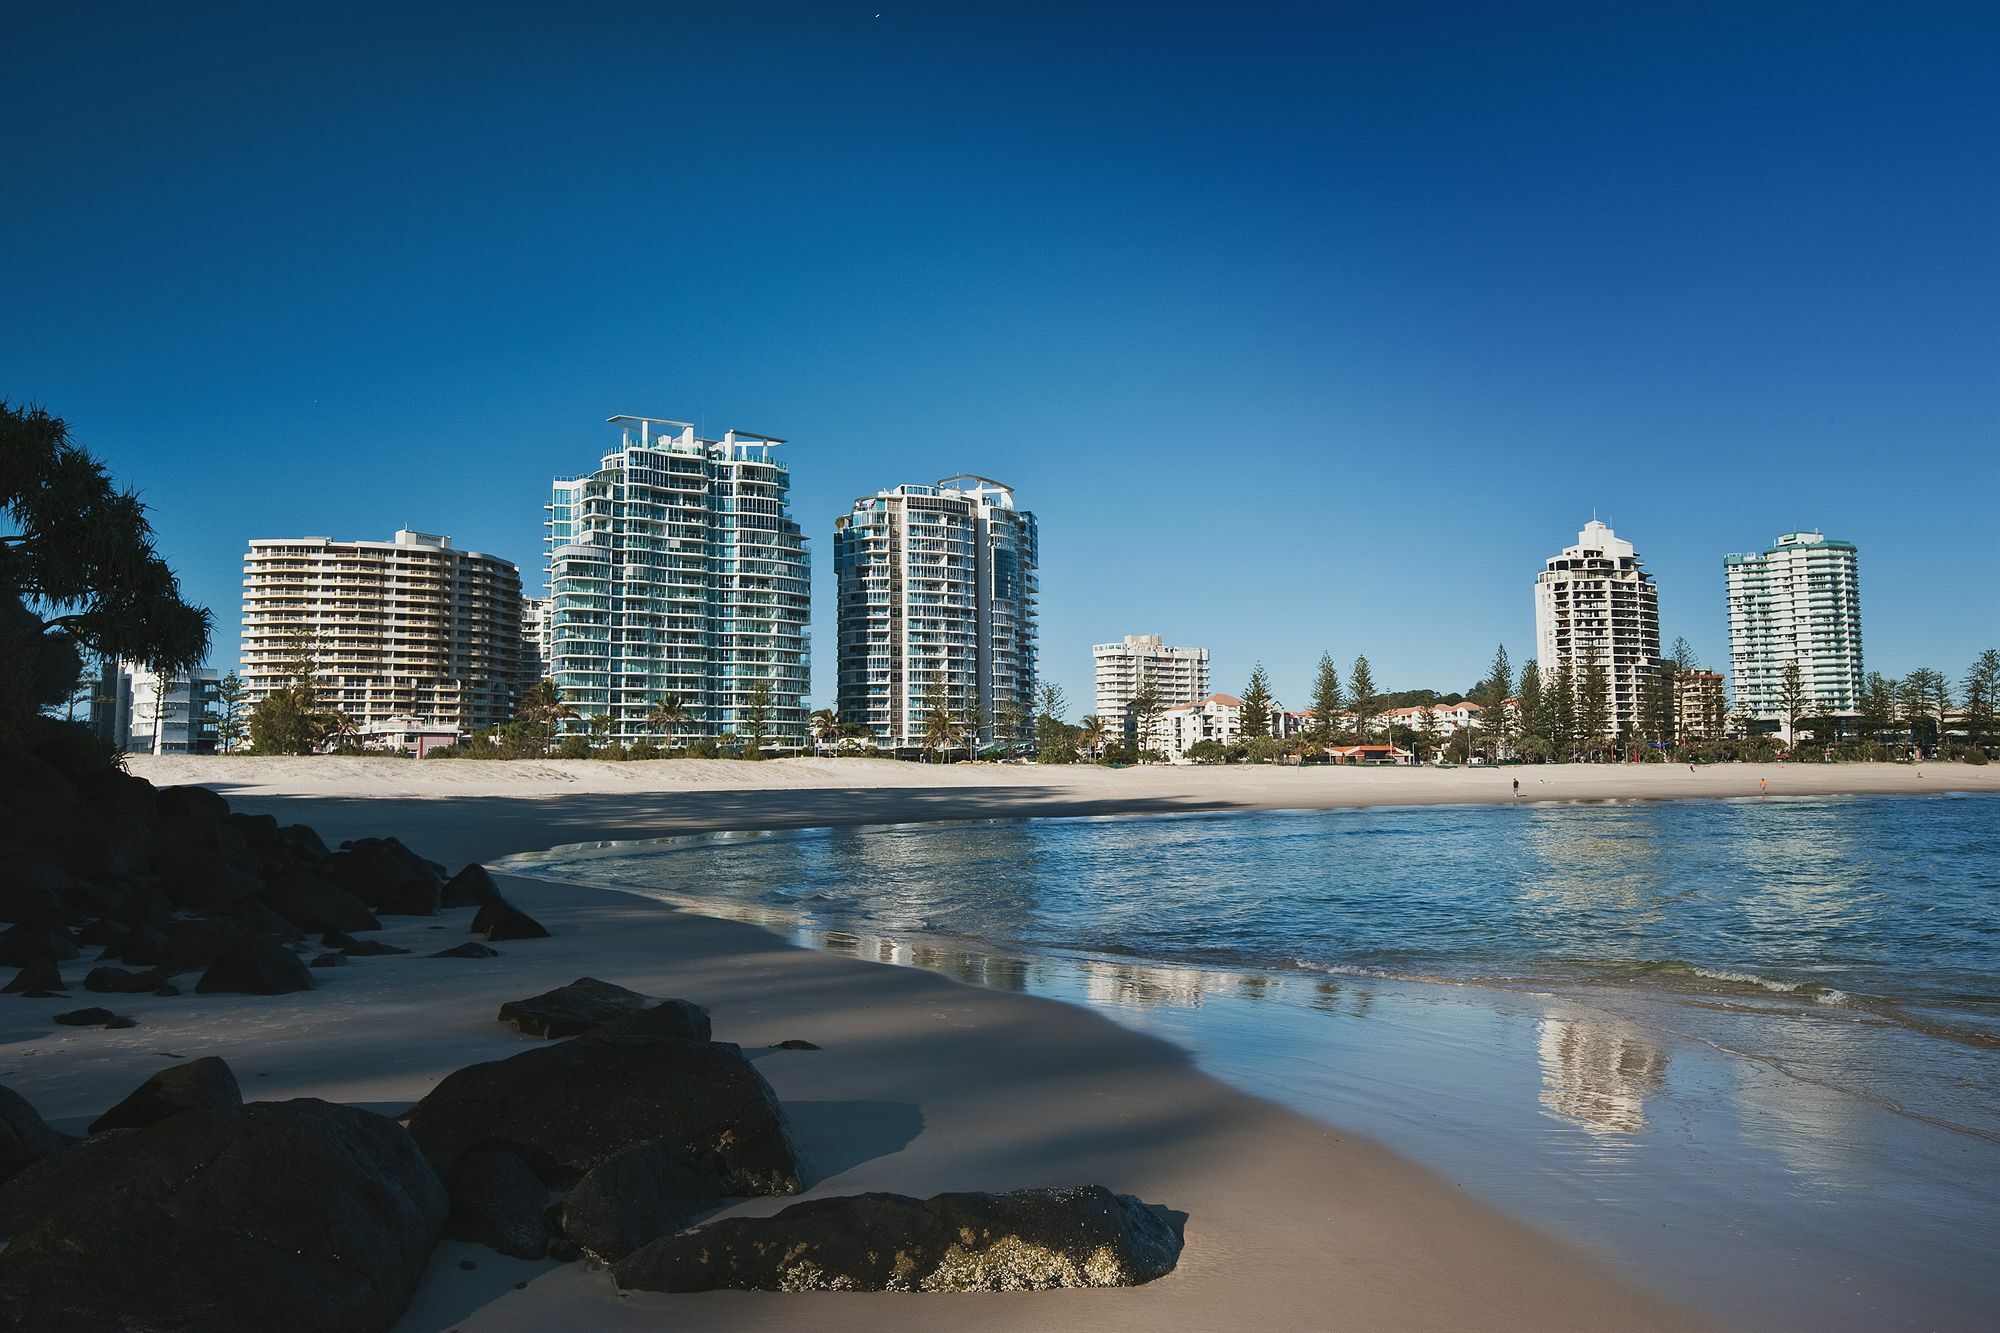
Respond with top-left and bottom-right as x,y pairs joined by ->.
225,812 -> 280,848
52,1007 -> 120,1027
159,850 -> 265,913
0,856 -> 69,923
472,897 -> 549,941
54,808 -> 157,880
158,917 -> 248,974
375,881 -> 441,916
277,823 -> 331,861
83,966 -> 164,994
75,917 -> 128,948
0,750 -> 78,813
3,961 -> 65,994
443,1148 -> 550,1260
264,872 -> 380,934
195,937 -> 314,996
321,845 -> 419,907
0,924 -> 79,968
310,952 -> 347,968
772,1039 -> 823,1051
89,1056 -> 243,1134
0,1099 -> 447,1333
402,1036 -> 799,1194
114,924 -> 170,968
560,1139 -> 720,1262
496,977 -> 698,1040
440,863 -> 502,909
613,1186 -> 1186,1294
324,931 -> 409,957
0,1085 -> 73,1186
429,942 -> 499,959
230,897 -> 305,941
586,1000 -> 712,1041
154,784 -> 229,826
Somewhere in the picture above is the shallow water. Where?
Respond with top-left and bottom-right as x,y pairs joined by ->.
503,793 -> 2000,1331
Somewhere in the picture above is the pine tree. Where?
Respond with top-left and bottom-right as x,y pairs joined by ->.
1859,673 -> 1897,745
1515,659 -> 1546,762
1309,653 -> 1343,743
1577,660 -> 1611,757
1778,659 -> 1809,748
214,670 -> 249,754
1478,643 -> 1513,760
1347,655 -> 1379,741
1961,650 -> 1999,753
1548,659 -> 1576,760
1239,664 -> 1274,740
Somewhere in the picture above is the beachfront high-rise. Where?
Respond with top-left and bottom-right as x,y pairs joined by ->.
1724,531 -> 1863,725
834,476 -> 1038,751
1093,634 -> 1210,739
1533,520 -> 1662,741
241,529 -> 523,735
545,417 -> 809,746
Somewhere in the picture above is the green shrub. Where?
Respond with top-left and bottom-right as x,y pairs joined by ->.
557,736 -> 590,760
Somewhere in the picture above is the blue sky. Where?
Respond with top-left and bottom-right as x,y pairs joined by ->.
5,1 -> 1995,711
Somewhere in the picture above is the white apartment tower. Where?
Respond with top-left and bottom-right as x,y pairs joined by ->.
1093,635 -> 1210,738
1533,521 -> 1662,741
241,529 -> 523,735
834,476 -> 1038,751
546,417 -> 809,746
1724,531 -> 1863,722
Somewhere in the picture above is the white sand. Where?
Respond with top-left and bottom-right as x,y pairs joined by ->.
36,755 -> 1974,1329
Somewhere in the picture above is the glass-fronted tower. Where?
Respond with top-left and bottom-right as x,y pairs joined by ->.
1724,530 -> 1863,722
834,475 -> 1038,751
546,416 -> 809,746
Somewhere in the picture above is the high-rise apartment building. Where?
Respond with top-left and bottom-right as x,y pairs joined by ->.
834,476 -> 1038,750
1724,531 -> 1863,725
1533,521 -> 1662,741
241,530 -> 523,735
104,662 -> 222,755
1093,634 -> 1210,739
546,417 -> 809,746
519,596 -> 551,691
1674,669 -> 1728,742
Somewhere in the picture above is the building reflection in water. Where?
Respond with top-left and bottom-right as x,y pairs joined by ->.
1536,1011 -> 1668,1139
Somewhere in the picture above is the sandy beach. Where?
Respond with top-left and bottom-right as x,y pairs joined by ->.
15,757 -> 1994,1330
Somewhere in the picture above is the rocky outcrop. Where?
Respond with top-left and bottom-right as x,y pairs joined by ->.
51,1006 -> 125,1027
88,1056 -> 243,1134
0,1098 -> 448,1333
402,1035 -> 799,1195
443,1148 -> 550,1260
614,1186 -> 1186,1294
324,930 -> 409,957
3,961 -> 65,994
441,863 -> 501,909
471,896 -> 549,941
559,1138 -> 720,1262
497,977 -> 711,1041
263,872 -> 380,934
83,965 -> 164,994
195,936 -> 314,995
0,1085 -> 72,1186
430,942 -> 499,959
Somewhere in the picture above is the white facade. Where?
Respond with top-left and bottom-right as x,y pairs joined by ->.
116,663 -> 221,754
1093,635 -> 1210,739
1160,693 -> 1246,761
1534,521 -> 1662,741
546,417 -> 810,746
242,529 -> 523,736
519,596 -> 551,692
1725,531 -> 1863,723
834,476 -> 1038,750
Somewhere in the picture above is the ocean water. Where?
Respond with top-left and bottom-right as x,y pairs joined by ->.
503,793 -> 2000,1330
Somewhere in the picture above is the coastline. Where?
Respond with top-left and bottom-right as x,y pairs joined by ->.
19,756 -> 1748,1331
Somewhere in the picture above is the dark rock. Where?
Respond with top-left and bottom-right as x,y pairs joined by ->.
382,837 -> 444,885
309,951 -> 348,968
3,961 -> 65,994
230,896 -> 305,941
74,917 -> 128,948
472,897 -> 549,941
115,923 -> 170,968
160,850 -> 265,913
321,844 -> 419,907
89,1056 -> 242,1134
158,917 -> 248,974
0,749 -> 79,811
153,983 -> 180,997
195,936 -> 314,995
0,1085 -> 73,1187
430,942 -> 499,959
548,1238 -> 582,1262
0,857 -> 69,924
560,1139 -> 720,1262
443,1149 -> 550,1260
225,812 -> 280,847
772,1039 -> 823,1051
52,1007 -> 119,1027
441,863 -> 502,909
324,930 -> 409,957
265,872 -> 381,934
498,977 -> 676,1039
154,784 -> 229,826
55,809 -> 157,879
104,1016 -> 138,1029
0,924 -> 79,968
402,1036 -> 798,1194
83,966 -> 164,994
375,881 -> 441,916
613,1186 -> 1186,1294
277,823 -> 331,861
585,1000 -> 712,1042
0,1098 -> 447,1333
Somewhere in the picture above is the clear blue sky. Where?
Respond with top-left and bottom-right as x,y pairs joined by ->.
5,1 -> 1995,711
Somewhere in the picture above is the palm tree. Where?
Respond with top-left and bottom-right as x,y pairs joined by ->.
923,706 -> 962,762
810,707 -> 842,752
1078,715 -> 1108,758
516,678 -> 576,755
646,692 -> 689,750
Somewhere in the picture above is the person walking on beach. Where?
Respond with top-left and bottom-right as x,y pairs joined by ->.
1512,778 -> 1520,797
1760,777 -> 1767,795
